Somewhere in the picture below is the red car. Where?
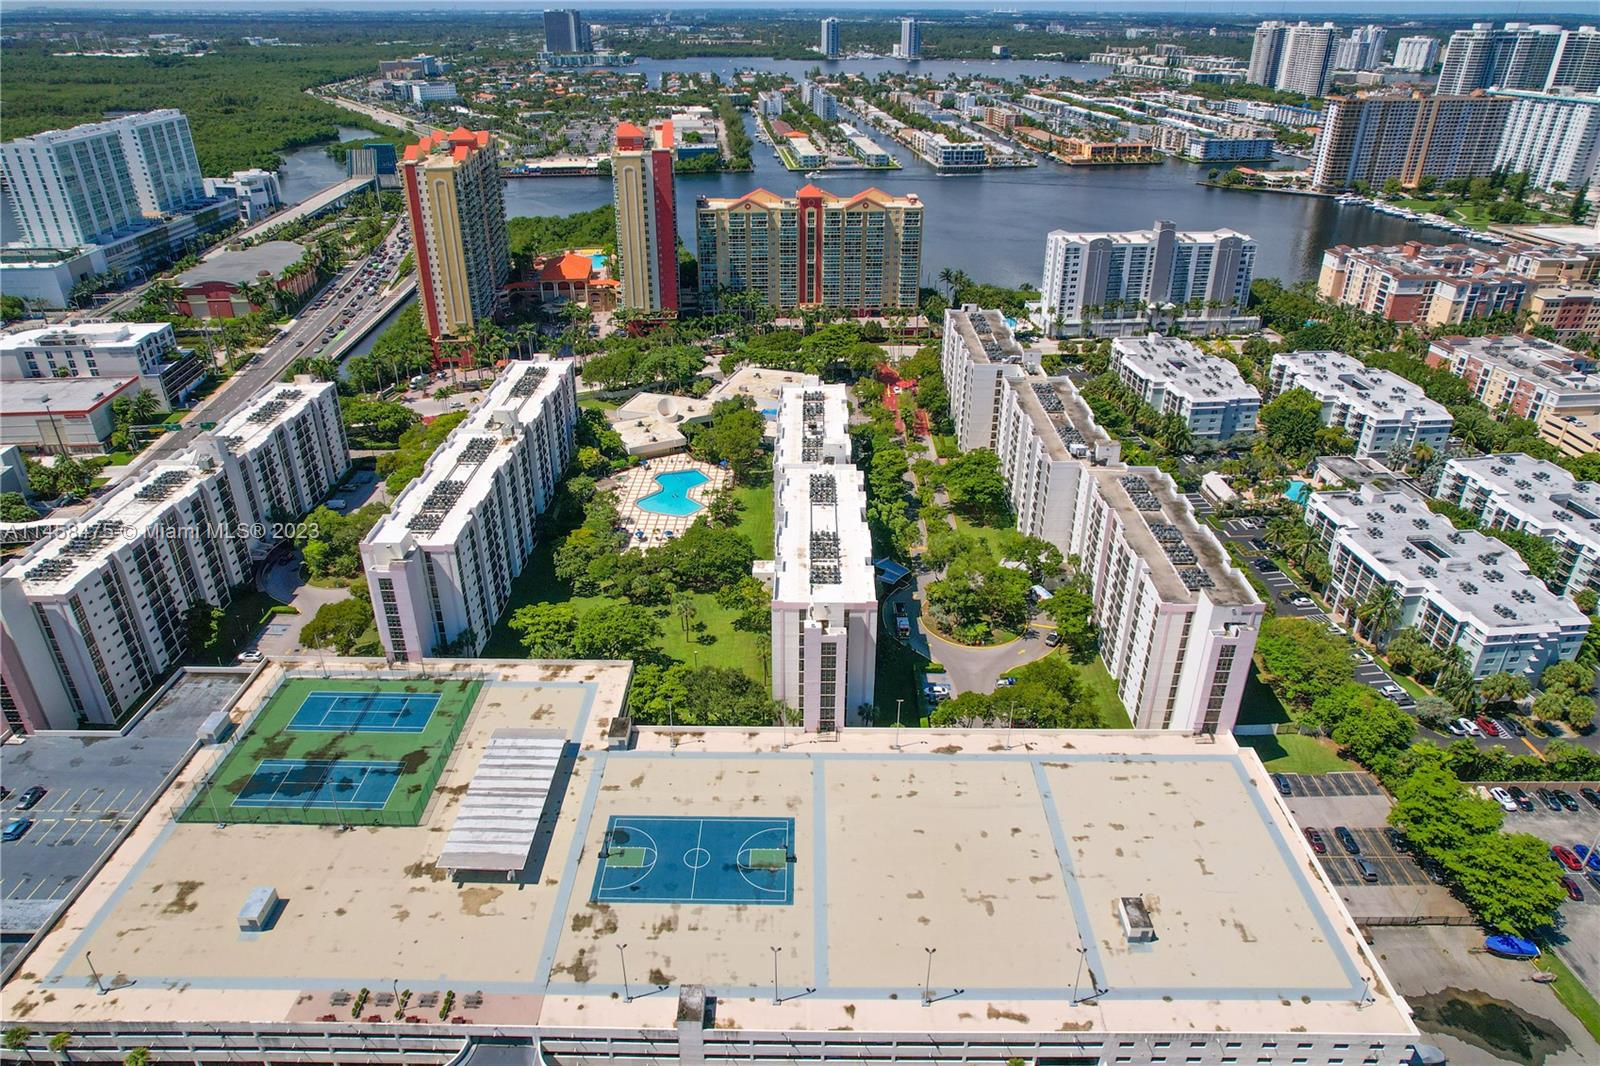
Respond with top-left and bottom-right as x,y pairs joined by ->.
1552,845 -> 1583,871
1303,828 -> 1327,854
1475,716 -> 1502,737
1561,876 -> 1585,902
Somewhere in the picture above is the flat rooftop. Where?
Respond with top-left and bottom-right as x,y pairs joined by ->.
1113,335 -> 1260,405
773,462 -> 875,606
208,378 -> 333,456
1430,334 -> 1597,394
1010,374 -> 1119,463
0,321 -> 170,351
0,374 -> 136,414
1443,452 -> 1600,552
175,240 -> 305,288
773,383 -> 851,468
1091,465 -> 1256,606
3,664 -> 1413,1043
1046,224 -> 1253,245
1312,487 -> 1590,636
949,306 -> 1027,366
365,360 -> 571,550
1276,350 -> 1451,423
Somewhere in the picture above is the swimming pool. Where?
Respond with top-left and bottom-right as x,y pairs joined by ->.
637,469 -> 709,517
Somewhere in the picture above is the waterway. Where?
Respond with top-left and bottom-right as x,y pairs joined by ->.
279,62 -> 1468,290
275,125 -> 373,205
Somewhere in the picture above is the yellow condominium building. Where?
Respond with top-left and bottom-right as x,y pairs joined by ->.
609,121 -> 680,314
402,127 -> 510,351
695,184 -> 923,312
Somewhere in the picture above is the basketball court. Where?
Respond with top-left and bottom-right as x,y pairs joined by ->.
592,815 -> 795,905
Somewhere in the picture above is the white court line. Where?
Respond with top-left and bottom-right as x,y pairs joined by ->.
688,819 -> 706,901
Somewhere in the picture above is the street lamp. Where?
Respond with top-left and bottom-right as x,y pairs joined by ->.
921,947 -> 936,1006
85,950 -> 107,995
894,698 -> 904,752
771,946 -> 782,1005
618,942 -> 633,1003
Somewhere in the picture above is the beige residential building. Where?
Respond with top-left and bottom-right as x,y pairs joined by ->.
1310,91 -> 1511,192
401,127 -> 510,349
610,121 -> 679,314
1542,408 -> 1600,457
695,184 -> 923,312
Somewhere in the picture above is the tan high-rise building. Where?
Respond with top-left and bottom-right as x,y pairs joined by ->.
609,121 -> 680,314
695,184 -> 923,312
401,127 -> 509,351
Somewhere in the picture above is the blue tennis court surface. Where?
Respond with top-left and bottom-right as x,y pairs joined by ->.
286,690 -> 440,733
233,759 -> 402,809
592,816 -> 795,905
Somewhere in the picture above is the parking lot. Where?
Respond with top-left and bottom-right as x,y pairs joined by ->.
1279,770 -> 1470,922
0,670 -> 245,962
1497,784 -> 1600,997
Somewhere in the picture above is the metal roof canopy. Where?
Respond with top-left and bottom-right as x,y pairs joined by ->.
438,731 -> 567,878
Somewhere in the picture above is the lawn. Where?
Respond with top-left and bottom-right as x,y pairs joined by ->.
179,676 -> 481,826
950,513 -> 1015,561
480,521 -> 773,687
1237,733 -> 1358,774
1072,655 -> 1135,729
730,481 -> 774,555
579,397 -> 620,413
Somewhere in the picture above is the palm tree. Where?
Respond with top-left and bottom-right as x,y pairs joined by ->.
1478,671 -> 1530,709
1355,583 -> 1402,648
1437,651 -> 1479,716
1265,516 -> 1313,570
937,267 -> 957,300
673,592 -> 698,642
47,1032 -> 70,1063
4,1026 -> 33,1062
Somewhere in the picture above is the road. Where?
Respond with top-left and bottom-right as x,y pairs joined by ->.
131,226 -> 414,472
314,89 -> 444,139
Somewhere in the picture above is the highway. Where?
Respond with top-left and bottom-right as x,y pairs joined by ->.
227,175 -> 377,245
313,90 -> 444,140
132,224 -> 415,469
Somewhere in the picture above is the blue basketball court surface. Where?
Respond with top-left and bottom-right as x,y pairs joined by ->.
592,816 -> 795,905
286,690 -> 440,733
232,759 -> 402,809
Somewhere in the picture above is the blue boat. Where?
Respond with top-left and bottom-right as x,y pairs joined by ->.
1484,935 -> 1540,959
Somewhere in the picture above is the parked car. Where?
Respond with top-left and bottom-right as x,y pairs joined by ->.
1508,786 -> 1534,812
1554,789 -> 1580,813
1355,858 -> 1380,883
1537,788 -> 1563,812
1254,558 -> 1279,572
1445,720 -> 1467,736
1551,845 -> 1582,871
1499,718 -> 1525,737
1580,787 -> 1600,812
237,650 -> 263,664
1489,787 -> 1519,813
2,818 -> 30,842
995,677 -> 1016,687
1334,826 -> 1360,855
1380,684 -> 1407,702
1572,845 -> 1600,873
1272,773 -> 1292,796
1457,718 -> 1484,737
1475,716 -> 1502,738
16,786 -> 46,811
1560,876 -> 1584,902
1303,828 -> 1327,854
1044,631 -> 1061,647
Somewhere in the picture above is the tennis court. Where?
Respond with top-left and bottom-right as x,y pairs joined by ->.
232,759 -> 402,810
592,815 -> 795,905
287,690 -> 440,733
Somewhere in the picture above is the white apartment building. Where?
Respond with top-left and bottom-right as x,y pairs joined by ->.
1306,485 -> 1590,680
0,321 -> 204,409
0,109 -> 205,249
898,17 -> 922,60
1109,335 -> 1261,440
942,306 -> 1261,732
1435,453 -> 1600,597
1247,21 -> 1337,97
0,378 -> 347,732
1438,22 -> 1567,94
1269,350 -> 1454,458
761,384 -> 876,732
1036,219 -> 1259,338
1550,26 -> 1600,92
942,307 -> 1120,546
800,81 -> 837,121
1392,36 -> 1440,73
820,17 -> 840,59
1070,467 -> 1264,733
361,361 -> 576,661
1491,89 -> 1600,193
1333,25 -> 1386,72
758,90 -> 785,118
1425,334 -> 1600,425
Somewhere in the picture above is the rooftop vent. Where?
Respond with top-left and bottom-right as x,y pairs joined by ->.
1118,896 -> 1156,943
134,470 -> 191,502
510,366 -> 549,398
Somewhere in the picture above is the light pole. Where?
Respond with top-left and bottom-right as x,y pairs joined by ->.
771,945 -> 782,1005
921,947 -> 936,1006
1071,945 -> 1087,1005
85,950 -> 107,995
894,698 -> 904,752
618,942 -> 632,1003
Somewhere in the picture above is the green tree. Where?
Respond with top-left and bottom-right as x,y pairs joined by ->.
1477,672 -> 1530,710
1450,832 -> 1568,936
1329,696 -> 1415,767
1385,627 -> 1443,678
4,1026 -> 32,1061
181,601 -> 226,661
1388,766 -> 1502,855
1040,573 -> 1098,664
938,449 -> 1011,521
690,398 -> 767,484
339,398 -> 420,449
1436,654 -> 1480,716
572,604 -> 663,660
124,1049 -> 152,1066
1257,388 -> 1324,463
299,597 -> 378,656
508,602 -> 580,658
0,492 -> 38,521
1254,616 -> 1357,710
1355,583 -> 1402,648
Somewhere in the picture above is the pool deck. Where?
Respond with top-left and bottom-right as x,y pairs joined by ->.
611,454 -> 730,550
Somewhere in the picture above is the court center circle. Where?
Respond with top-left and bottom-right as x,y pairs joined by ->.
683,847 -> 711,869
